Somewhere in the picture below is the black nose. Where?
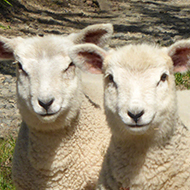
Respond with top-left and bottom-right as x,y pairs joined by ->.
38,98 -> 54,111
128,110 -> 144,123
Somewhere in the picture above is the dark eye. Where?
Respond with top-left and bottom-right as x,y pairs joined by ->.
106,74 -> 117,88
160,73 -> 168,82
108,74 -> 114,82
18,62 -> 23,70
69,62 -> 75,67
64,62 -> 75,72
17,62 -> 28,76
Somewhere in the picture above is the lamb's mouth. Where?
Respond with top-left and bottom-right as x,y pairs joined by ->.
128,124 -> 149,128
127,113 -> 156,129
40,113 -> 57,117
37,112 -> 60,123
125,123 -> 151,134
39,109 -> 60,117
126,119 -> 155,131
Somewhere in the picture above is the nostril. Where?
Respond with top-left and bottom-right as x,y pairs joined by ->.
38,98 -> 54,111
137,110 -> 144,118
127,110 -> 144,123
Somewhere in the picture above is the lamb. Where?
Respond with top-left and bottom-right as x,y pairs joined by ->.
0,23 -> 112,190
69,39 -> 190,190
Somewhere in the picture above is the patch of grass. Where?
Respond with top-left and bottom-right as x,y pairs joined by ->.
0,24 -> 7,29
0,0 -> 12,6
0,24 -> 11,29
175,71 -> 190,89
0,137 -> 16,190
0,0 -> 12,30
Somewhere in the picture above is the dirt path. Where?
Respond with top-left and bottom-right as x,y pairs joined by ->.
0,0 -> 190,138
1,0 -> 190,45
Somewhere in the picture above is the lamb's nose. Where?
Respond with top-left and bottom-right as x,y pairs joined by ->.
38,98 -> 54,111
127,110 -> 144,123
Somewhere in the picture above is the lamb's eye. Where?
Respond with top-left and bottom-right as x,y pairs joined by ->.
108,74 -> 114,83
106,74 -> 117,88
160,73 -> 168,82
68,62 -> 75,67
17,62 -> 28,76
18,62 -> 22,70
64,62 -> 75,73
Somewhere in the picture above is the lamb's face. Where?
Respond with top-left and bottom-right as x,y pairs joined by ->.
15,36 -> 81,128
0,23 -> 113,131
103,45 -> 176,135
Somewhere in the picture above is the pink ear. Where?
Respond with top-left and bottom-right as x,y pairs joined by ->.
73,23 -> 113,47
0,41 -> 14,60
83,29 -> 108,46
168,41 -> 190,73
79,51 -> 103,74
171,47 -> 190,73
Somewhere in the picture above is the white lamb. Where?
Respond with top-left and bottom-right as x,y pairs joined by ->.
69,39 -> 190,190
0,23 -> 112,190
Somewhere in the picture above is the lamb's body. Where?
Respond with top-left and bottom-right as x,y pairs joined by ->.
99,121 -> 190,190
13,93 -> 109,190
69,41 -> 190,190
177,90 -> 190,128
0,23 -> 112,190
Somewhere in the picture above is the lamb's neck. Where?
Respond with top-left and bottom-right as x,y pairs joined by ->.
27,93 -> 104,174
117,114 -> 181,148
28,120 -> 79,175
108,121 -> 188,189
111,118 -> 185,159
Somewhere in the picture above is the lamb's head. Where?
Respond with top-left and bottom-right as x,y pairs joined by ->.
0,23 -> 113,131
69,40 -> 190,139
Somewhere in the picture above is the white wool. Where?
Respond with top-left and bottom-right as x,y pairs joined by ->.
177,90 -> 190,129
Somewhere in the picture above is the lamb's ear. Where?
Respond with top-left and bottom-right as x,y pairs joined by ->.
69,44 -> 107,74
0,36 -> 15,60
167,39 -> 190,73
69,23 -> 113,47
